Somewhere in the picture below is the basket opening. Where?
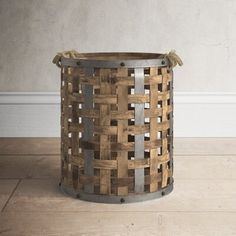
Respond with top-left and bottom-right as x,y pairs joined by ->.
76,52 -> 163,61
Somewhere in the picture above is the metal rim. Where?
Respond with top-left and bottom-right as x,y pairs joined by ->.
61,52 -> 169,68
59,179 -> 174,204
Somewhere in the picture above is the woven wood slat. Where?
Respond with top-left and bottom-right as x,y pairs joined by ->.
161,67 -> 169,188
116,68 -> 129,196
71,68 -> 80,190
69,93 -> 169,104
149,67 -> 159,192
68,122 -> 170,134
66,74 -> 171,87
78,137 -> 167,151
69,153 -> 169,169
76,170 -> 172,187
61,67 -> 70,185
73,107 -> 172,120
99,69 -> 112,194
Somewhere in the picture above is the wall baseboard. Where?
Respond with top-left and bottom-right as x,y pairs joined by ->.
0,92 -> 235,137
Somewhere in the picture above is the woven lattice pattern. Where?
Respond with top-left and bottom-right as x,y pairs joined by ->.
61,66 -> 173,196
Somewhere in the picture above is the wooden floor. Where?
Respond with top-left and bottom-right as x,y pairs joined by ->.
0,138 -> 236,236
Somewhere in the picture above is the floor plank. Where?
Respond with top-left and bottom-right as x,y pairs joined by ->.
4,179 -> 236,213
0,180 -> 19,211
0,155 -> 59,179
0,211 -> 236,236
175,155 -> 236,179
0,138 -> 60,155
174,138 -> 236,155
1,138 -> 236,235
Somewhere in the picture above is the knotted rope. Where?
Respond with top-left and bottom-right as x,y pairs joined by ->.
163,50 -> 183,68
52,50 -> 82,68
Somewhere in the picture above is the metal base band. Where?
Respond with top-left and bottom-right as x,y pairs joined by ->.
59,179 -> 174,204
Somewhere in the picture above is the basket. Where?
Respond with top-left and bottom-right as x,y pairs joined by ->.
56,52 -> 177,203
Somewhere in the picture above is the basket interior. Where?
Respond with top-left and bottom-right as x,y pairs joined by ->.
77,52 -> 163,61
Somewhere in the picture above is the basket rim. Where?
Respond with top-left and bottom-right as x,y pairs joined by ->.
62,52 -> 164,60
61,52 -> 169,68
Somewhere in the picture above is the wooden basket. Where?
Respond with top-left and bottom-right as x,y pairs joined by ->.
59,52 -> 174,203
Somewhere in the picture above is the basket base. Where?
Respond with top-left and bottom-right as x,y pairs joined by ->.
59,179 -> 174,204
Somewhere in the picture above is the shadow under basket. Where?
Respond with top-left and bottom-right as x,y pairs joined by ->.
59,52 -> 174,203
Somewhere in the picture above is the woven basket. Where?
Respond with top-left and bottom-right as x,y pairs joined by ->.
58,52 -> 174,203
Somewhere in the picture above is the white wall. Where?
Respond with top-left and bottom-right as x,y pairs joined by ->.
0,0 -> 236,137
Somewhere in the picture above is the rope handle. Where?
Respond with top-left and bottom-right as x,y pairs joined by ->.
163,50 -> 183,68
52,50 -> 183,68
52,50 -> 81,68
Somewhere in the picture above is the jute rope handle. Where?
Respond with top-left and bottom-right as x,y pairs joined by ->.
163,50 -> 183,68
52,50 -> 82,68
53,50 -> 183,68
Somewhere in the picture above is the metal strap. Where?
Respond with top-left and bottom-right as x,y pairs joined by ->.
82,67 -> 94,193
134,68 -> 145,193
61,57 -> 169,68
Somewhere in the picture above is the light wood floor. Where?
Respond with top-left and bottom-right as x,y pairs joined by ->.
0,138 -> 236,236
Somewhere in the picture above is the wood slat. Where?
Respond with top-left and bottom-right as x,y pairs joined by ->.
69,93 -> 169,104
61,66 -> 70,183
99,69 -> 111,194
70,154 -> 169,170
75,106 -> 172,119
116,68 -> 129,195
149,67 -> 159,192
78,138 -> 166,151
161,68 -> 169,188
73,74 -> 171,86
68,123 -> 169,134
71,68 -> 80,189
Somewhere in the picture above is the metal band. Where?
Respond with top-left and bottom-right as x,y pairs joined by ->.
134,68 -> 145,193
82,68 -> 94,193
61,57 -> 169,68
60,178 -> 174,204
